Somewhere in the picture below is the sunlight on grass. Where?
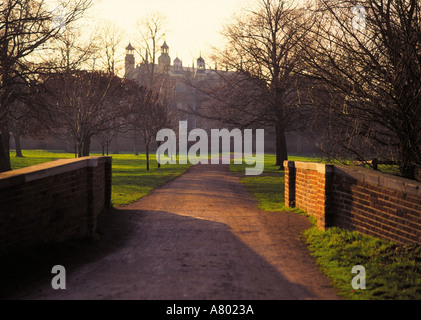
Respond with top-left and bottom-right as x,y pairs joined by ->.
10,150 -> 75,170
110,153 -> 190,206
230,154 -> 313,213
303,226 -> 421,300
10,150 -> 191,207
230,153 -> 421,300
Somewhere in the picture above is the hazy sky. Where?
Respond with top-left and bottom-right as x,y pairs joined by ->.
90,0 -> 250,64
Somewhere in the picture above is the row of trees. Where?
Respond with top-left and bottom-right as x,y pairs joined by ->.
2,0 -> 420,179
0,0 -> 175,172
188,0 -> 420,179
1,0 -> 86,171
304,0 -> 421,179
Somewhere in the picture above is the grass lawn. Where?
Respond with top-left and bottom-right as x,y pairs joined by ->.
230,153 -> 421,300
230,153 -> 317,212
10,149 -> 191,207
9,150 -> 421,299
304,226 -> 421,300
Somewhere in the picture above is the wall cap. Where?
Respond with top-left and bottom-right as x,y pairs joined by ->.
284,161 -> 421,197
293,161 -> 334,174
0,156 -> 112,188
283,161 -> 296,168
334,165 -> 421,198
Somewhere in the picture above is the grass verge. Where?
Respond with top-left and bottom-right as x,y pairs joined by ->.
303,226 -> 421,300
230,153 -> 421,300
10,149 -> 191,207
229,154 -> 314,213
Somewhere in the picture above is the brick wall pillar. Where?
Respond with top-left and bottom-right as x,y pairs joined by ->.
316,166 -> 334,230
284,161 -> 334,231
283,161 -> 296,208
86,156 -> 112,236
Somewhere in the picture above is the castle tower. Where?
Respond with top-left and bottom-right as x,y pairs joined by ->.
158,41 -> 171,72
197,55 -> 205,73
125,42 -> 135,77
174,57 -> 183,73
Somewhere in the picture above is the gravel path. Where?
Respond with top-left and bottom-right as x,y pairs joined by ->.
1,164 -> 340,300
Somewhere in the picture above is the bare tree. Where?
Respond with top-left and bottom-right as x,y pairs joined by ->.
197,0 -> 311,167
97,21 -> 126,76
300,0 -> 421,178
135,12 -> 168,86
127,12 -> 177,160
48,15 -> 98,73
44,70 -> 126,157
95,127 -> 118,156
8,98 -> 39,158
0,0 -> 91,172
126,82 -> 157,171
125,78 -> 175,170
152,76 -> 176,168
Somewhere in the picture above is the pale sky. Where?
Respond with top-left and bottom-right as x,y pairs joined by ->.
90,0 -> 251,65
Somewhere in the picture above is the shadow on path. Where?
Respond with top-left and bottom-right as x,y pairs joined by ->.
0,164 -> 340,300
2,208 -> 320,300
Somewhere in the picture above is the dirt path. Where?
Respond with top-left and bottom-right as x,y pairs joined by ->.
2,164 -> 340,300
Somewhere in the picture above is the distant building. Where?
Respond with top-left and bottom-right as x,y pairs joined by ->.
124,41 -> 225,131
122,41 -> 314,156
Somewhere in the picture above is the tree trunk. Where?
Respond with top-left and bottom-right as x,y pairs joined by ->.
14,131 -> 24,157
145,142 -> 150,171
275,125 -> 288,168
82,135 -> 91,157
0,123 -> 11,172
112,134 -> 119,154
279,129 -> 288,170
275,126 -> 281,166
398,134 -> 418,179
77,139 -> 83,158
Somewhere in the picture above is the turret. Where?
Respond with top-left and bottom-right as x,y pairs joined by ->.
158,41 -> 171,72
197,55 -> 205,73
125,42 -> 135,77
174,57 -> 183,73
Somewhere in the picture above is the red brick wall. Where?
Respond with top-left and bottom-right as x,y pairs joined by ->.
284,161 -> 421,244
285,161 -> 333,230
332,166 -> 421,244
0,157 -> 112,256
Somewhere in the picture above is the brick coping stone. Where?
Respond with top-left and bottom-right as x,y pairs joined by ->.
0,156 -> 112,188
284,160 -> 421,198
